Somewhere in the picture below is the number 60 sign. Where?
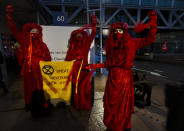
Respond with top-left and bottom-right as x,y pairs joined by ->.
57,16 -> 65,22
53,12 -> 67,25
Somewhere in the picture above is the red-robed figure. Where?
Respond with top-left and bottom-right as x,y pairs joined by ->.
6,5 -> 51,113
104,11 -> 157,131
86,11 -> 157,130
65,14 -> 97,110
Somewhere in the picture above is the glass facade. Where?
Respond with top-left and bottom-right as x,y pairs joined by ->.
154,31 -> 184,54
104,0 -> 121,4
141,0 -> 155,7
124,0 -> 139,5
175,0 -> 184,8
137,31 -> 184,55
158,0 -> 172,7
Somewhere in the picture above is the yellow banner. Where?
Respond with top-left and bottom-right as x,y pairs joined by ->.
39,60 -> 75,104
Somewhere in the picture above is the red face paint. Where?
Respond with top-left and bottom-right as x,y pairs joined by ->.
114,28 -> 124,40
117,33 -> 123,40
77,36 -> 83,41
31,33 -> 39,39
76,33 -> 83,41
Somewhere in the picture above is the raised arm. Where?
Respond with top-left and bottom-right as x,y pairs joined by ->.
80,14 -> 97,50
6,5 -> 24,45
134,11 -> 157,50
87,14 -> 97,45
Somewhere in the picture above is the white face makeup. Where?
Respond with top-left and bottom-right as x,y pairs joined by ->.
114,28 -> 124,34
30,28 -> 39,34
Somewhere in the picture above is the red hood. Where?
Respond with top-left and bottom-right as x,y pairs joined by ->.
110,22 -> 129,32
69,29 -> 88,48
105,22 -> 132,52
22,23 -> 42,41
109,22 -> 131,40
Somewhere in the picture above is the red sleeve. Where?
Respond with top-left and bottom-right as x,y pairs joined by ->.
83,14 -> 97,51
14,48 -> 24,66
86,25 -> 96,49
134,11 -> 157,50
134,23 -> 157,50
6,11 -> 24,45
123,42 -> 135,69
42,43 -> 51,61
65,49 -> 72,61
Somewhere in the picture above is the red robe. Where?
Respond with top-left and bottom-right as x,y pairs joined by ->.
7,11 -> 51,109
103,12 -> 157,131
65,15 -> 97,110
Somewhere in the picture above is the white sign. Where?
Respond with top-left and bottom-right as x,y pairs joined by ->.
42,26 -> 95,63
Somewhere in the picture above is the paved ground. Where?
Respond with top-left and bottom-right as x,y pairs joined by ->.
0,68 -> 178,131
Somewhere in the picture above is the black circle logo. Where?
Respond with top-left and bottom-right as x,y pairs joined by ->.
42,65 -> 54,75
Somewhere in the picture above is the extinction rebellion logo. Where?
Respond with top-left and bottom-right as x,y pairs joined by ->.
42,65 -> 54,75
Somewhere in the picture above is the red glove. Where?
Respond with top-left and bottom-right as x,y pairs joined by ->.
147,11 -> 157,26
90,14 -> 97,26
134,11 -> 157,33
84,65 -> 91,70
6,5 -> 14,14
148,11 -> 157,20
84,63 -> 105,70
84,64 -> 97,70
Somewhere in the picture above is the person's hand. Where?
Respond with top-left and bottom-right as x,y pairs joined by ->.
90,14 -> 97,25
6,5 -> 14,14
147,11 -> 157,24
84,64 -> 97,70
84,65 -> 91,70
14,42 -> 20,49
134,21 -> 146,34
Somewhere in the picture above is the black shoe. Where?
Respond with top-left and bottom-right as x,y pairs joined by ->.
146,101 -> 151,106
124,128 -> 131,131
25,104 -> 31,112
4,88 -> 8,94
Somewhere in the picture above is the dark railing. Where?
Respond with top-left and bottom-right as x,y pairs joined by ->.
174,0 -> 184,8
40,0 -> 184,8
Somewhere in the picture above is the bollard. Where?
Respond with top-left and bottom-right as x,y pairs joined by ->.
165,83 -> 184,131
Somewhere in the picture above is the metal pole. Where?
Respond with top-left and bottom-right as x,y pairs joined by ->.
171,0 -> 174,8
121,0 -> 124,5
36,1 -> 40,24
155,0 -> 158,7
86,0 -> 89,24
37,10 -> 40,24
61,0 -> 65,13
100,0 -> 103,74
